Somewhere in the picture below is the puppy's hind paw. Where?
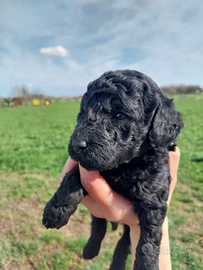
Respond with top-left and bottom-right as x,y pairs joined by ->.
42,200 -> 75,229
83,240 -> 101,259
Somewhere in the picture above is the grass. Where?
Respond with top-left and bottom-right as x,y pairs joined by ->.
0,101 -> 79,175
174,96 -> 203,200
0,96 -> 203,269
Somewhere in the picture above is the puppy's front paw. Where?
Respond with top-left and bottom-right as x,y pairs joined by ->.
42,199 -> 74,229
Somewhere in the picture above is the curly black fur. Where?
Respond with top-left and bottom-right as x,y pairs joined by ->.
43,70 -> 184,270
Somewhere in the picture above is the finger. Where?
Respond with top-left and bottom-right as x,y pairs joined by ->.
79,165 -> 136,225
79,165 -> 113,205
81,195 -> 104,219
59,157 -> 78,184
81,195 -> 135,224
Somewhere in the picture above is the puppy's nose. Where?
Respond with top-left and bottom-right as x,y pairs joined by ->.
72,140 -> 87,151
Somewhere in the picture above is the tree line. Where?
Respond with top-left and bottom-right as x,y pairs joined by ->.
161,85 -> 203,95
11,86 -> 47,100
2,83 -> 203,105
13,84 -> 203,97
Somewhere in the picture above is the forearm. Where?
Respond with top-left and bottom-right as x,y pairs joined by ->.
130,216 -> 172,270
159,216 -> 172,270
130,224 -> 140,270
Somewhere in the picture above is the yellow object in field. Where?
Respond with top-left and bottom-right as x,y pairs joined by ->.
45,100 -> 50,105
33,99 -> 40,105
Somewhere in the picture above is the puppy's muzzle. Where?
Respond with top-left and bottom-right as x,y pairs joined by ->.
72,140 -> 87,152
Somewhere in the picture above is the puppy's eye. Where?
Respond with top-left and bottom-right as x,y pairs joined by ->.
114,113 -> 127,120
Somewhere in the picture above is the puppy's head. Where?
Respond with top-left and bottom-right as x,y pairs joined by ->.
68,70 -> 184,171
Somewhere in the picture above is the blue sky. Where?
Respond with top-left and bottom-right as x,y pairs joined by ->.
0,0 -> 202,97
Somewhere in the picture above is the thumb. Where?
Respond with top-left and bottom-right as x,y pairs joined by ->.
79,165 -> 114,207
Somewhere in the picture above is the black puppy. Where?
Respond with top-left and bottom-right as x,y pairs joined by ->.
43,70 -> 184,270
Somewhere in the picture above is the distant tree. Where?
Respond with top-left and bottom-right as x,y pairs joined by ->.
161,85 -> 203,95
30,88 -> 44,99
11,85 -> 46,104
12,85 -> 30,99
3,98 -> 13,106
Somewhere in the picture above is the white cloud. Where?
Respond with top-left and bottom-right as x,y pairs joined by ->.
40,45 -> 70,57
0,0 -> 203,97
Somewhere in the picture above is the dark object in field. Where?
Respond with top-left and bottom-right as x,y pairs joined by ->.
43,70 -> 184,270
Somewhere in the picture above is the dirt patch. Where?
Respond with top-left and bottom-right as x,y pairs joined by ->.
0,171 -> 122,247
0,196 -> 42,236
59,214 -> 91,239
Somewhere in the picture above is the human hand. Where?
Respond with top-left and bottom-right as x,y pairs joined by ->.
59,147 -> 180,224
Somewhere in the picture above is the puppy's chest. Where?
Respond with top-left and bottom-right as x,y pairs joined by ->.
100,155 -> 170,203
100,166 -> 149,200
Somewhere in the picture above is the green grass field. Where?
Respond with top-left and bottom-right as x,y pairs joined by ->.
0,96 -> 202,270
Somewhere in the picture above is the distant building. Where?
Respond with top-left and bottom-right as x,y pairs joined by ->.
13,97 -> 23,106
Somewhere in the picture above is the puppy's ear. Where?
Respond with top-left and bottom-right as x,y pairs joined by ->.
149,94 -> 184,148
